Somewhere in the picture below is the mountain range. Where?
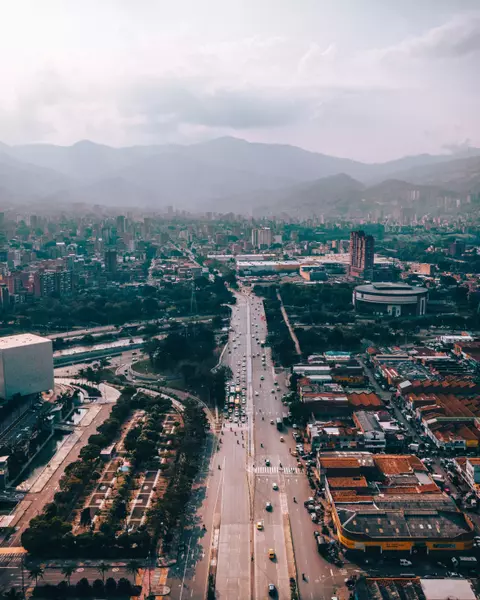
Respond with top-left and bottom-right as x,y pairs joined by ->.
0,136 -> 479,216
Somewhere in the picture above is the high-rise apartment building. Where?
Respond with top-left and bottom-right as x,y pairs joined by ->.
33,270 -> 73,298
349,230 -> 374,280
105,249 -> 118,273
116,215 -> 126,233
251,227 -> 272,248
449,239 -> 466,257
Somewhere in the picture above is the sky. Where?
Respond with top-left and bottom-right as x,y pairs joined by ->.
0,0 -> 479,161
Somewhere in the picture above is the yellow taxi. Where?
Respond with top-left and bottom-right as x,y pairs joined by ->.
256,521 -> 264,530
268,548 -> 275,560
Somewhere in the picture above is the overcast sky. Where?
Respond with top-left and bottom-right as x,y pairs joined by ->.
0,0 -> 479,161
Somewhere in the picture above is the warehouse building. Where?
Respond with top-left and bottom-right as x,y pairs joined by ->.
318,452 -> 474,554
0,333 -> 54,400
353,282 -> 428,317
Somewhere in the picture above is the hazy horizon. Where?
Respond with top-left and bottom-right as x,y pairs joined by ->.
1,134 -> 478,166
1,1 -> 479,162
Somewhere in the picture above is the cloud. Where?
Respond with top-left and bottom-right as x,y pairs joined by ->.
0,3 -> 478,159
121,79 -> 315,133
379,12 -> 480,61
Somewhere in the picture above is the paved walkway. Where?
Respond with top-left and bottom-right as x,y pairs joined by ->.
276,290 -> 302,356
54,378 -> 121,404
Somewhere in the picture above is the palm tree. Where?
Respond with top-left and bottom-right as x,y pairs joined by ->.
3,588 -> 23,600
126,560 -> 140,584
61,564 -> 76,587
96,562 -> 110,584
28,565 -> 44,587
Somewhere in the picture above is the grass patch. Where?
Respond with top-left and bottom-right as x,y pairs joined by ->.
131,359 -> 163,375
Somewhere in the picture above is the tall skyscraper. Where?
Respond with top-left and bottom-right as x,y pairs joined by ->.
251,227 -> 272,248
105,249 -> 118,273
349,230 -> 374,280
116,215 -> 126,233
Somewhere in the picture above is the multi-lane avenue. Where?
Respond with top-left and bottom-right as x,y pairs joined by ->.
211,288 -> 359,600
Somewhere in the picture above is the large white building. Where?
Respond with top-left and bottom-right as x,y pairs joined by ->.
0,333 -> 54,400
251,227 -> 272,248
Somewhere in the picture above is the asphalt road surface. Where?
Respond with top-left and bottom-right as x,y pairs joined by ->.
214,288 -> 361,600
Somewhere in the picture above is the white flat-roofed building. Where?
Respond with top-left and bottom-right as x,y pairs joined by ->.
353,282 -> 428,317
0,333 -> 54,400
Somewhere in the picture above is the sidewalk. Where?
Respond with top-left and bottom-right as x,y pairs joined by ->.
276,290 -> 302,356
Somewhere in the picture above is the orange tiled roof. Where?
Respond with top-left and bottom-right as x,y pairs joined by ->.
328,476 -> 368,489
320,457 -> 361,469
374,454 -> 425,475
348,392 -> 383,407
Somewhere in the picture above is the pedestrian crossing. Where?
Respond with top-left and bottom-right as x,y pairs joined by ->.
254,466 -> 302,475
0,552 -> 23,566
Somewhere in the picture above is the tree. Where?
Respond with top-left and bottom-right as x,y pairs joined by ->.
61,564 -> 76,586
2,588 -> 23,600
92,579 -> 105,597
143,338 -> 160,365
80,507 -> 92,527
126,560 -> 140,582
105,577 -> 117,597
96,562 -> 110,584
75,577 -> 91,598
117,577 -> 133,596
28,565 -> 44,587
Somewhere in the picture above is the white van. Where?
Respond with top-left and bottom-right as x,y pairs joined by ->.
399,559 -> 412,567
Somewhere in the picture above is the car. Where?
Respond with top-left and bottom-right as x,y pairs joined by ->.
265,459 -> 271,466
272,483 -> 278,491
255,391 -> 259,396
256,520 -> 264,530
268,583 -> 276,597
234,417 -> 238,423
400,559 -> 412,567
270,419 -> 274,425
268,549 -> 275,559
260,376 -> 265,380
280,436 -> 284,442
271,389 -> 275,393
265,502 -> 272,511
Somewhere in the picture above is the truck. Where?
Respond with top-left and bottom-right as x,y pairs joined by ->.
451,556 -> 478,571
432,474 -> 445,484
276,417 -> 283,431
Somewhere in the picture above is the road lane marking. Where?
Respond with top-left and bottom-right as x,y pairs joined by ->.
179,535 -> 193,600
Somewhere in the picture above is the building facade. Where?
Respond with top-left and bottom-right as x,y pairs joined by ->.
353,282 -> 428,317
251,227 -> 272,248
349,230 -> 374,280
0,333 -> 54,400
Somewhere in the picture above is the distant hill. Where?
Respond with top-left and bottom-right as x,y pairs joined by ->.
247,176 -> 454,218
388,155 -> 480,194
248,173 -> 365,217
0,136 -> 479,212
